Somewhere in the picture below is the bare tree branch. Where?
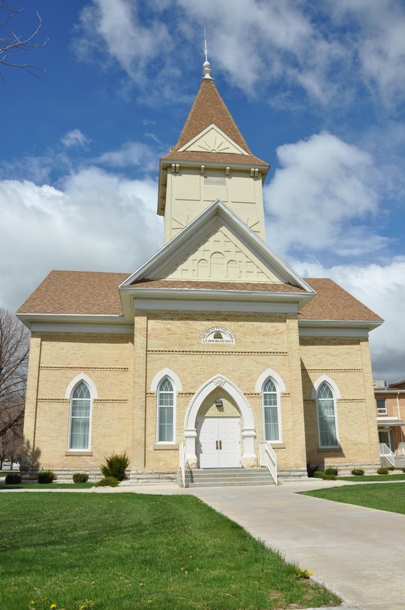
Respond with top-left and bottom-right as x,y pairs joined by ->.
0,308 -> 29,438
0,1 -> 48,80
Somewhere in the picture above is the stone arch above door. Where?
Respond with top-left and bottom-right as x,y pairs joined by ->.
183,375 -> 256,468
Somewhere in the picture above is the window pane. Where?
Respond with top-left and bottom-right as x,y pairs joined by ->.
73,382 -> 91,399
70,417 -> 90,449
319,414 -> 337,447
159,392 -> 173,406
159,406 -> 173,442
71,399 -> 90,417
264,406 -> 279,441
263,379 -> 276,392
160,379 -> 173,392
263,392 -> 277,406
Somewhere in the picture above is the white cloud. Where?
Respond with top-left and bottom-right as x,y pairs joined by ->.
0,168 -> 162,312
264,132 -> 385,258
293,257 -> 405,382
72,0 -> 405,109
95,141 -> 159,171
61,129 -> 91,148
72,0 -> 172,85
331,0 -> 405,107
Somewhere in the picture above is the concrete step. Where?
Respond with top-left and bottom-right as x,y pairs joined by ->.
394,456 -> 405,468
183,467 -> 275,487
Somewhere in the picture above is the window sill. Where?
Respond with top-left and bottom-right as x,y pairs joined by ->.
270,443 -> 286,449
153,443 -> 178,450
65,451 -> 93,456
317,446 -> 342,453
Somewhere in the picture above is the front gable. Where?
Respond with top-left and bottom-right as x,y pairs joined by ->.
121,200 -> 314,292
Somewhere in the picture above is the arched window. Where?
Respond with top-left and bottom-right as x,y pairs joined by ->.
262,378 -> 281,442
157,378 -> 175,443
317,382 -> 338,448
69,382 -> 91,450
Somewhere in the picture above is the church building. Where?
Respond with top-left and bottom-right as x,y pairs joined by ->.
17,56 -> 383,483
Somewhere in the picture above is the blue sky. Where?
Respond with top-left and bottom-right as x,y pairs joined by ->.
1,0 -> 405,381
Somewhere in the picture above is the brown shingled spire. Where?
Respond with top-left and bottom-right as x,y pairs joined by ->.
174,79 -> 252,153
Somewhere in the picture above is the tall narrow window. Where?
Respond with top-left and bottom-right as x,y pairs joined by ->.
263,378 -> 280,442
158,378 -> 175,443
317,382 -> 338,447
70,382 -> 91,450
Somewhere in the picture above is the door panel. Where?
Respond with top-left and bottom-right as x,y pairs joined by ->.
197,417 -> 241,468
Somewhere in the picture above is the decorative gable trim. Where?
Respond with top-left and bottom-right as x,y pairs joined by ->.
120,200 -> 315,295
177,124 -> 249,156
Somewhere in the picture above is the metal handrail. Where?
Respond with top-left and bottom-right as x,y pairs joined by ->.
379,442 -> 395,466
259,441 -> 278,485
179,442 -> 186,487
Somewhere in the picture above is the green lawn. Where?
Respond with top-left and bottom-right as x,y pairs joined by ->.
0,482 -> 94,490
304,482 -> 405,515
0,493 -> 340,610
337,474 -> 405,482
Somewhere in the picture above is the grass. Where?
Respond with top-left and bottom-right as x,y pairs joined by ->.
0,493 -> 341,610
303,482 -> 405,515
337,474 -> 405,482
0,482 -> 95,490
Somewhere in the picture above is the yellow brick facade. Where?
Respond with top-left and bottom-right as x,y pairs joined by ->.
21,312 -> 381,480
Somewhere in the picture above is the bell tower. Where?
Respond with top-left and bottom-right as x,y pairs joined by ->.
157,52 -> 270,244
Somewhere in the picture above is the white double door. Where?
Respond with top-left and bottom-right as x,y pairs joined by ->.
197,417 -> 241,468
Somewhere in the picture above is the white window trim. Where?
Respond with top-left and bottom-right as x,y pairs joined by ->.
67,380 -> 93,451
311,375 -> 341,400
150,368 -> 182,392
261,377 -> 282,443
156,376 -> 176,445
376,398 -> 387,415
316,381 -> 340,449
255,369 -> 286,393
65,373 -> 98,399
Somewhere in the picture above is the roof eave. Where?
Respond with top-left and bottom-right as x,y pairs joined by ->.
298,319 -> 383,331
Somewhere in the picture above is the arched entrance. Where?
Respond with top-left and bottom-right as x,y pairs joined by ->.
183,375 -> 257,469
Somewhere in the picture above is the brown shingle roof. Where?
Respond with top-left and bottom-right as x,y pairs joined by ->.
16,272 -> 382,323
129,279 -> 306,293
175,80 -> 252,152
161,150 -> 268,167
299,278 -> 383,322
17,270 -> 129,316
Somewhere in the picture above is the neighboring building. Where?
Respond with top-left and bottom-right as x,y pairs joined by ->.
17,57 -> 383,483
374,379 -> 405,467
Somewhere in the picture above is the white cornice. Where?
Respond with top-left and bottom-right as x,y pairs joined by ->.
17,312 -> 132,332
298,318 -> 382,337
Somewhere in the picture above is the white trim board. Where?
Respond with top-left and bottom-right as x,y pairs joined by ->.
30,323 -> 134,334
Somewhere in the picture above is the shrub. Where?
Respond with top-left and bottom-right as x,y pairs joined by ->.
100,453 -> 129,481
5,473 -> 22,484
95,476 -> 120,487
73,472 -> 89,484
38,470 -> 55,484
351,468 -> 365,476
325,466 -> 338,476
387,466 -> 395,471
313,471 -> 325,479
377,467 -> 389,475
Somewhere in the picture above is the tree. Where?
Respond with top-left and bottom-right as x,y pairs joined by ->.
0,1 -> 47,79
0,308 -> 29,442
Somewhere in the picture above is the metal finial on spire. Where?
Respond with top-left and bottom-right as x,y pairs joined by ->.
202,27 -> 214,81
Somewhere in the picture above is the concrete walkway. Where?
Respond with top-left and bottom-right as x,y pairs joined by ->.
2,479 -> 404,609
186,480 -> 405,610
